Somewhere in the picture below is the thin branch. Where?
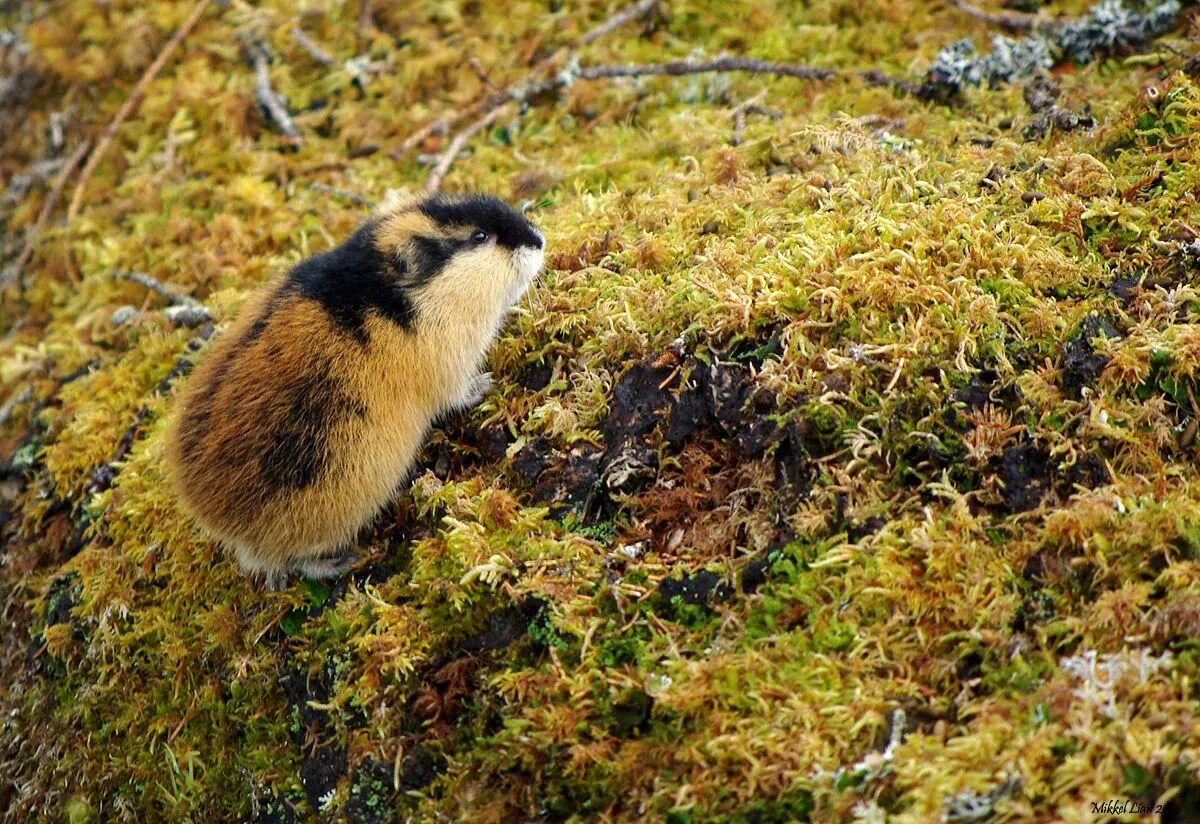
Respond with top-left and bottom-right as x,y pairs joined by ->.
420,52 -> 913,188
3,157 -> 67,206
578,56 -> 837,81
467,57 -> 495,88
245,40 -> 302,144
732,108 -> 746,146
411,0 -> 919,189
578,0 -> 659,45
164,305 -> 212,327
310,182 -> 376,207
88,323 -> 216,495
0,386 -> 32,429
291,26 -> 336,66
746,103 -> 784,118
425,103 -> 514,192
388,115 -> 451,160
578,59 -> 912,93
1160,40 -> 1200,73
358,0 -> 376,33
2,138 -> 92,291
113,270 -> 204,309
731,88 -> 769,146
947,0 -> 1044,34
390,0 -> 658,162
66,0 -> 210,221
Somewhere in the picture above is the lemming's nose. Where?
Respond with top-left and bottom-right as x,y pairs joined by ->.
530,230 -> 545,250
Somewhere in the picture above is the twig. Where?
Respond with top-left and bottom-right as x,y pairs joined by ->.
245,41 -> 302,144
730,88 -> 768,146
412,0 -> 918,188
389,0 -> 658,161
1160,41 -> 1200,73
467,57 -> 495,88
310,182 -> 376,207
3,138 -> 92,290
425,103 -> 514,192
3,157 -> 66,206
66,0 -> 210,222
113,270 -> 204,309
578,56 -> 837,81
732,109 -> 747,148
164,305 -> 211,327
88,323 -> 215,495
421,52 -> 912,188
948,0 -> 1044,34
291,26 -> 336,66
389,115 -> 451,160
747,103 -> 784,118
0,386 -> 32,428
358,0 -> 375,33
578,59 -> 911,92
578,0 -> 659,45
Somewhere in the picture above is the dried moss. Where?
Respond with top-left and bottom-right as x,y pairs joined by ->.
5,0 -> 1200,821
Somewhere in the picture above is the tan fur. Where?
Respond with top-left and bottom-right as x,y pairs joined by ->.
164,196 -> 543,585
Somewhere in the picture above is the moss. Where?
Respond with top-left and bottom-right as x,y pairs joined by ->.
6,0 -> 1200,821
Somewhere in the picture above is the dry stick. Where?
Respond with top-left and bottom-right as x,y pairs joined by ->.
577,0 -> 659,45
3,157 -> 66,203
0,386 -> 33,429
389,115 -> 452,160
246,41 -> 302,144
947,0 -> 1045,34
467,57 -> 495,88
66,0 -> 210,222
3,138 -> 92,290
1160,41 -> 1200,74
579,58 -> 912,92
578,56 -> 837,81
291,26 -> 336,66
424,55 -> 912,188
388,0 -> 658,161
310,182 -> 376,207
358,0 -> 375,33
112,270 -> 204,309
424,103 -> 514,192
730,88 -> 768,146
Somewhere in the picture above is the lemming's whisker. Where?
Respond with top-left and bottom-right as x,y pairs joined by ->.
524,267 -> 548,313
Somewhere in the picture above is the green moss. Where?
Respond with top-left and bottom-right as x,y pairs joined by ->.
6,0 -> 1200,821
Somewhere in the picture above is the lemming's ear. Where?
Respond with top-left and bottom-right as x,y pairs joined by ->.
379,188 -> 421,213
386,240 -> 441,288
385,243 -> 414,281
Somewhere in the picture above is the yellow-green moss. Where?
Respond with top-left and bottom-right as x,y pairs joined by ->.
5,0 -> 1200,821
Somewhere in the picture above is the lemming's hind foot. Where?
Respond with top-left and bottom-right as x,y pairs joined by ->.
291,550 -> 359,581
233,545 -> 290,591
454,371 -> 493,411
262,569 -> 290,592
234,545 -> 357,590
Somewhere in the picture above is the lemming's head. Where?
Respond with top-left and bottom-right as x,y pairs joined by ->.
372,192 -> 544,319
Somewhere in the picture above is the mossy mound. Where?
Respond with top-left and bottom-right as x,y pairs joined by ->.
5,1 -> 1200,821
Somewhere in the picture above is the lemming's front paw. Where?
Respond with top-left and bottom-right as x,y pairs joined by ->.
459,371 -> 494,408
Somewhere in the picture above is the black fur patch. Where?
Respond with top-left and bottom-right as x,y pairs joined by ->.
410,235 -> 465,283
284,222 -> 415,342
177,299 -> 282,462
236,312 -> 273,351
178,357 -> 229,460
418,194 -> 543,250
259,364 -> 367,491
178,401 -> 210,460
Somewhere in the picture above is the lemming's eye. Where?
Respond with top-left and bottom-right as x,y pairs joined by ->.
471,230 -> 489,243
